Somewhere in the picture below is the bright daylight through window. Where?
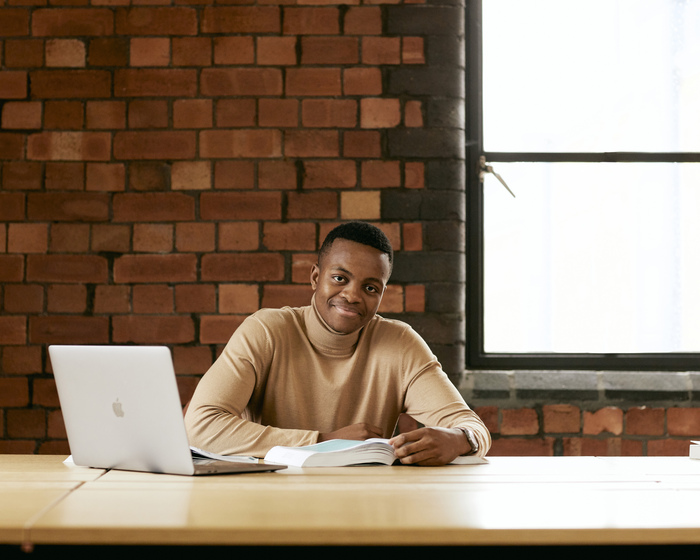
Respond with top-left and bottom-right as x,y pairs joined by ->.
481,0 -> 700,356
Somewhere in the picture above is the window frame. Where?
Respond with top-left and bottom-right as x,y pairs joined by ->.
465,0 -> 700,371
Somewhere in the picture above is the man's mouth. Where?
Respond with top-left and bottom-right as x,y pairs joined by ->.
331,302 -> 362,318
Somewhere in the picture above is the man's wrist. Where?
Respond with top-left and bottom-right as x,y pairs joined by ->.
457,427 -> 479,456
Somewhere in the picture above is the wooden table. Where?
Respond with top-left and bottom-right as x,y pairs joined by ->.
2,455 -> 700,553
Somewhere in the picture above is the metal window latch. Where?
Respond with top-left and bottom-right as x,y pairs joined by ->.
479,156 -> 515,198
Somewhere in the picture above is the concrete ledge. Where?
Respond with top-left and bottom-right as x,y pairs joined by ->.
461,370 -> 700,406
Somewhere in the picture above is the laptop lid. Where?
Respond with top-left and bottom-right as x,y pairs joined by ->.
49,345 -> 284,476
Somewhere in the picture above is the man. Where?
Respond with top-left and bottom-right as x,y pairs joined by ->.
185,221 -> 490,465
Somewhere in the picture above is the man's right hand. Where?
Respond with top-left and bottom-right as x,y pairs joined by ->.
318,422 -> 383,442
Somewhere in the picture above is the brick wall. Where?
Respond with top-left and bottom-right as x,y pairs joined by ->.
1,1 -> 697,456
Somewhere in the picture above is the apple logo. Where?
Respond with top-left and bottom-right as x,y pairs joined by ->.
112,398 -> 125,418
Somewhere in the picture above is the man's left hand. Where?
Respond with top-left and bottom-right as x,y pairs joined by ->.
388,427 -> 470,466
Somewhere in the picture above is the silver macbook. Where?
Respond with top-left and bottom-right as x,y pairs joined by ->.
49,345 -> 285,476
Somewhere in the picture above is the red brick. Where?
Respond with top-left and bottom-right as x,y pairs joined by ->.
284,130 -> 339,157
344,67 -> 382,96
173,37 -> 212,68
3,285 -> 43,314
130,38 -> 170,67
488,437 -> 554,457
115,69 -> 197,97
262,285 -> 314,309
114,254 -> 198,283
27,193 -> 110,222
0,70 -> 27,99
340,191 -> 380,220
667,407 -> 700,436
26,255 -> 108,283
45,162 -> 84,191
405,162 -> 425,189
174,99 -> 213,129
404,100 -> 423,127
626,406 -> 665,436
7,224 -> 47,254
32,379 -> 59,408
218,222 -> 259,251
501,408 -> 539,435
361,160 -> 400,188
257,36 -> 297,66
44,101 -> 84,131
88,37 -> 129,67
173,346 -> 213,375
301,37 -> 358,65
6,409 -> 45,439
219,284 -> 259,314
583,407 -> 623,435
0,255 -> 24,282
344,7 -> 382,35
128,99 -> 169,129
402,222 -> 422,251
292,253 -> 318,284
30,316 -> 109,345
128,162 -> 169,191
0,133 -> 24,160
263,222 -> 316,251
214,161 -> 255,190
113,131 -> 196,160
259,160 -> 297,190
404,284 -> 425,313
302,99 -> 357,128
2,162 -> 42,191
175,284 -> 216,313
86,100 -> 126,129
213,37 -> 255,65
362,37 -> 401,65
201,7 -> 280,34
286,68 -> 341,96
648,438 -> 691,456
27,132 -> 111,161
94,285 -> 130,314
86,163 -> 126,192
133,285 -> 173,314
200,129 -> 282,159
361,98 -> 401,128
563,437 -> 622,457
113,316 -> 195,344
115,7 -> 198,36
343,131 -> 381,158
0,316 -> 26,345
304,160 -> 356,189
49,224 -> 90,253
1,101 -> 41,129
216,99 -> 257,127
200,192 -> 282,221
133,223 -> 173,252
2,345 -> 42,375
201,68 -> 282,97
201,253 -> 284,282
378,285 -> 403,313
258,98 -> 299,128
176,222 -> 216,252
171,161 -> 211,191
32,8 -> 113,37
287,191 -> 337,220
5,39 -> 43,68
0,378 -> 29,407
0,193 -> 25,221
542,404 -> 581,434
403,37 -> 425,64
200,315 -> 246,345
30,70 -> 111,99
283,7 -> 339,35
46,38 -> 86,68
0,9 -> 30,37
91,225 -> 130,253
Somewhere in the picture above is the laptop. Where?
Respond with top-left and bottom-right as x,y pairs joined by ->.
49,345 -> 285,476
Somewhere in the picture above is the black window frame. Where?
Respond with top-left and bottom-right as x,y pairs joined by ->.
465,0 -> 700,371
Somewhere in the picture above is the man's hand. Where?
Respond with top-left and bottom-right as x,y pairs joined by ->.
318,422 -> 384,442
388,427 -> 470,466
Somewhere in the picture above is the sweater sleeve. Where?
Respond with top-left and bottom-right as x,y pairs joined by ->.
184,314 -> 319,458
397,328 -> 492,458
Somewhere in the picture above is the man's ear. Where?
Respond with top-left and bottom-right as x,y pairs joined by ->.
310,264 -> 320,290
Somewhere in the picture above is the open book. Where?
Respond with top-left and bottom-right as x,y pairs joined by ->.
264,438 -> 487,467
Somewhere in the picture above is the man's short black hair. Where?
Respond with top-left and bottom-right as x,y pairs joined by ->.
319,221 -> 393,269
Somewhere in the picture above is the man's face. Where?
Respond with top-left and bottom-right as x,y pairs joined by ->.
311,239 -> 391,334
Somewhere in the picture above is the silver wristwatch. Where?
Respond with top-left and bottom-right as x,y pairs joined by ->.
458,427 -> 479,456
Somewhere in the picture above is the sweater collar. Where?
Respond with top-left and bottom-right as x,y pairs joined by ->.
305,297 -> 361,356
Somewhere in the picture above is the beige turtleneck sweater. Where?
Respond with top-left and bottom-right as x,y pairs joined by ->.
184,301 -> 491,458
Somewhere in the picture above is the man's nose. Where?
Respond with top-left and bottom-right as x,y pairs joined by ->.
340,282 -> 361,302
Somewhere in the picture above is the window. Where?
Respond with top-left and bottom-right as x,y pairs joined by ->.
467,0 -> 700,370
